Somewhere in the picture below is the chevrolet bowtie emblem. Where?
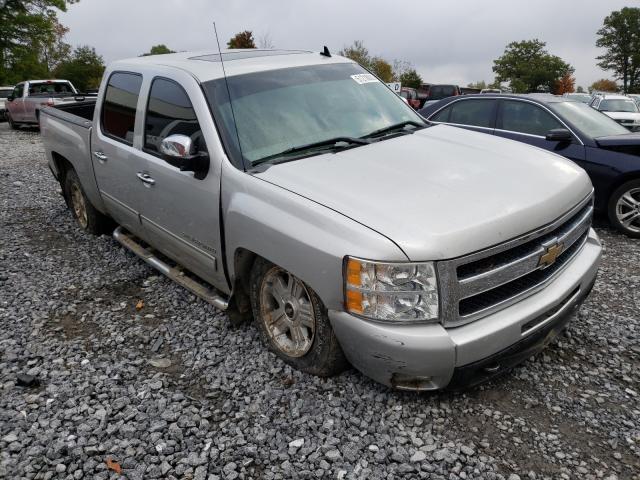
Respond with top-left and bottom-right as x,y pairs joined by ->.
539,242 -> 564,268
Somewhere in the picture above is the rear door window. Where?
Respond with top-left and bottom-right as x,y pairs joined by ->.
101,72 -> 143,145
499,100 -> 563,136
448,99 -> 495,128
144,77 -> 205,156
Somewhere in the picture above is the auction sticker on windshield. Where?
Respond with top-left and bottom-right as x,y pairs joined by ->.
351,74 -> 379,85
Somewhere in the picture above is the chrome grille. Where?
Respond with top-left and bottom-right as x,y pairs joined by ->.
437,194 -> 593,327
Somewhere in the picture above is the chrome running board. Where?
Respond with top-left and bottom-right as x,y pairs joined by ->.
113,226 -> 229,311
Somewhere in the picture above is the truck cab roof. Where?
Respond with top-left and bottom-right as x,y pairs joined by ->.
112,49 -> 354,83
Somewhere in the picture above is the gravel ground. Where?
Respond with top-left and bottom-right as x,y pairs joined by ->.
0,121 -> 639,480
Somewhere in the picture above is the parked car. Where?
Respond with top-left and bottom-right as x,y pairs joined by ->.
426,84 -> 460,101
399,87 -> 421,109
563,93 -> 592,104
0,86 -> 13,121
40,50 -> 600,390
589,93 -> 640,132
420,93 -> 640,237
5,79 -> 78,128
627,94 -> 640,109
480,88 -> 501,94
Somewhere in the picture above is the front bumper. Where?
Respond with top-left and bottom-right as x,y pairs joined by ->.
329,228 -> 602,390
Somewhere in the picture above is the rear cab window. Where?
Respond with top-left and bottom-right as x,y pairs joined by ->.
28,81 -> 75,96
101,72 -> 143,145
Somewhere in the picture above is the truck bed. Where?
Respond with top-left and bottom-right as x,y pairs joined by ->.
44,100 -> 96,126
40,99 -> 106,213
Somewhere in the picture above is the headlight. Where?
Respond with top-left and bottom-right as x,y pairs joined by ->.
344,257 -> 439,322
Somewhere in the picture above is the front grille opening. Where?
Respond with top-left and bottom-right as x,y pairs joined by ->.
457,203 -> 591,280
458,231 -> 588,317
521,286 -> 579,334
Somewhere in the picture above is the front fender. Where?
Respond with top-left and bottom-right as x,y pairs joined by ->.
221,162 -> 408,310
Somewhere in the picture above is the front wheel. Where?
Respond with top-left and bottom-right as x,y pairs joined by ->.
249,258 -> 348,377
608,179 -> 640,238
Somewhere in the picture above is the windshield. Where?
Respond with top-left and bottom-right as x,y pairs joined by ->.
0,89 -> 11,99
599,99 -> 638,113
29,82 -> 74,96
551,101 -> 629,138
202,63 -> 424,167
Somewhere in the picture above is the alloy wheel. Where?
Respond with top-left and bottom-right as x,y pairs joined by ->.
259,267 -> 316,358
616,187 -> 640,234
70,182 -> 88,229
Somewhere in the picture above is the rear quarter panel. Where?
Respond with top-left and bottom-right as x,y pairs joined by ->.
40,109 -> 106,212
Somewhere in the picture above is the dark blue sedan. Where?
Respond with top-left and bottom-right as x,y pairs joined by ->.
419,94 -> 640,237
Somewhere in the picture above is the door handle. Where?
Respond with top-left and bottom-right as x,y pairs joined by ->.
93,151 -> 108,162
136,172 -> 156,186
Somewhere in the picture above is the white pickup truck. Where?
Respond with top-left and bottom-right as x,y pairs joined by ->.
6,79 -> 79,128
40,49 -> 602,390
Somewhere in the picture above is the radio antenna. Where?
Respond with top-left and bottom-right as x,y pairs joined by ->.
213,22 -> 245,168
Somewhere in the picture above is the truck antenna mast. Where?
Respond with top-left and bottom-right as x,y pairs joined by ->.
213,22 -> 245,168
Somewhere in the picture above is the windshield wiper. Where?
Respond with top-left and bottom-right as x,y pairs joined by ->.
361,120 -> 426,140
251,136 -> 370,167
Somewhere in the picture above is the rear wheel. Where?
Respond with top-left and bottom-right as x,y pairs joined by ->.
64,169 -> 111,235
250,258 -> 348,377
608,179 -> 640,238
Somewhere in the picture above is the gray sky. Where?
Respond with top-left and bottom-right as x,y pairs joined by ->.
59,0 -> 633,88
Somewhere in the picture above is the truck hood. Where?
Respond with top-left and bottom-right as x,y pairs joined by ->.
602,111 -> 640,121
254,125 -> 592,260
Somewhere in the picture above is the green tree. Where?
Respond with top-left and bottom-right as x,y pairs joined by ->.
227,31 -> 256,49
392,59 -> 423,88
54,46 -> 104,92
0,0 -> 78,85
339,40 -> 371,68
492,39 -> 574,93
399,69 -> 423,89
370,57 -> 394,82
596,7 -> 640,93
141,44 -> 175,56
41,19 -> 71,74
576,85 -> 585,93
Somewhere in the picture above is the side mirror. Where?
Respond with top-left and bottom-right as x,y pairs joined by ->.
160,134 -> 209,173
7,95 -> 14,102
545,128 -> 573,142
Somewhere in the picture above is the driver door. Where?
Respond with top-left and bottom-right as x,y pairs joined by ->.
9,84 -> 25,121
136,73 -> 226,289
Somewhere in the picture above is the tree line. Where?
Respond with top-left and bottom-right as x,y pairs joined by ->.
0,3 -> 637,95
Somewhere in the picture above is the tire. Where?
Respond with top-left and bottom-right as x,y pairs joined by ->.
608,179 -> 640,238
7,113 -> 19,130
249,258 -> 348,377
63,169 -> 111,235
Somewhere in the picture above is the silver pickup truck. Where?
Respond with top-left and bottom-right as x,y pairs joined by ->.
6,79 -> 78,128
40,49 -> 602,390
